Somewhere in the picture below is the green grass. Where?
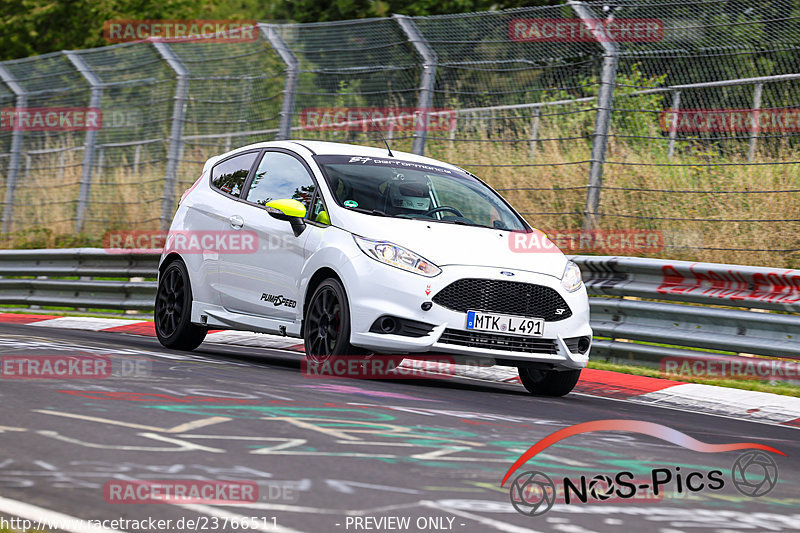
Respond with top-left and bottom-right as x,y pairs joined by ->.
588,360 -> 800,398
0,307 -> 150,319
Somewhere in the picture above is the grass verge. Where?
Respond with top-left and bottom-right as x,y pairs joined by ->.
588,360 -> 800,398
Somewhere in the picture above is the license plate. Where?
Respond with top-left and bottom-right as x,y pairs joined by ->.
465,311 -> 544,337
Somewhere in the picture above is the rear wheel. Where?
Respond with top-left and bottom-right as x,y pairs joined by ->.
518,367 -> 581,396
155,260 -> 207,350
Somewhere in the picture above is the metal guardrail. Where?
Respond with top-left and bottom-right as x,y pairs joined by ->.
572,255 -> 800,366
0,248 -> 158,311
0,249 -> 797,368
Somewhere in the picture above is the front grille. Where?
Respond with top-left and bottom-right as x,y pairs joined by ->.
432,279 -> 572,321
438,329 -> 558,354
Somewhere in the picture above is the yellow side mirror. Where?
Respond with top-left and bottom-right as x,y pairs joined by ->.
265,199 -> 307,236
315,210 -> 330,225
265,199 -> 307,218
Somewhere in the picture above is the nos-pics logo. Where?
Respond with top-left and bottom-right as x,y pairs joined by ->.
501,419 -> 784,517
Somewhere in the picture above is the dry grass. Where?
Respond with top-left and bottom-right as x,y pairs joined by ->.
4,119 -> 799,268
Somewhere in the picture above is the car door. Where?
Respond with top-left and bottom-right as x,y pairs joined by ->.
191,150 -> 260,305
217,149 -> 324,322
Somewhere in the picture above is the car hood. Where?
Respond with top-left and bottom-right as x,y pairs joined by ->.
345,215 -> 567,279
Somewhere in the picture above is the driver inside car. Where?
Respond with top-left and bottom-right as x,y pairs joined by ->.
381,176 -> 433,216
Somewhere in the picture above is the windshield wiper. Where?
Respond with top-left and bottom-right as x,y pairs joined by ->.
348,207 -> 389,217
428,218 -> 486,229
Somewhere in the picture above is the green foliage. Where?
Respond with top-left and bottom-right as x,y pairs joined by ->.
0,0 -> 562,61
248,0 -> 561,24
4,227 -> 101,248
539,64 -> 667,146
0,0 -> 197,60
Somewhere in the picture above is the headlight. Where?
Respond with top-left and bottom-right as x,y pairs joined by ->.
561,260 -> 583,292
354,235 -> 441,277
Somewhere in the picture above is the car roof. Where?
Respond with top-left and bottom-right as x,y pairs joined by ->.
207,140 -> 467,175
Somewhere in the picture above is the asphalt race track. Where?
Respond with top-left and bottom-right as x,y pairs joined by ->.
0,322 -> 797,533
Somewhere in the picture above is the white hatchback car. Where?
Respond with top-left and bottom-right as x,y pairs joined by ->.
155,140 -> 592,396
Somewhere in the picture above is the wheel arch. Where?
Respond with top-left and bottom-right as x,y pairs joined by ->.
301,267 -> 343,337
159,252 -> 183,276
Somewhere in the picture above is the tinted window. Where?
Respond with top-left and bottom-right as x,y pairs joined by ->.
315,155 -> 526,231
246,152 -> 316,211
212,152 -> 258,197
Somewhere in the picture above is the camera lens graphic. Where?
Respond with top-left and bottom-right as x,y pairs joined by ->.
731,451 -> 779,497
508,471 -> 556,516
588,474 -> 615,500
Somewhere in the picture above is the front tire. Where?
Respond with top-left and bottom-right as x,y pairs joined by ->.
303,278 -> 362,364
155,259 -> 207,350
518,367 -> 581,396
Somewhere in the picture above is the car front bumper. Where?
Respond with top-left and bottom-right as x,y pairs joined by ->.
344,257 -> 592,370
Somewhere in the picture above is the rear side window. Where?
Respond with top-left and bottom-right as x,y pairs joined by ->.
211,152 -> 258,197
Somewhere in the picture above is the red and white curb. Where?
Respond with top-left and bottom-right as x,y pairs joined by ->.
4,313 -> 800,427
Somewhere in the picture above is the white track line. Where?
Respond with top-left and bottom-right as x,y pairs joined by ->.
28,317 -> 148,331
0,495 -> 127,533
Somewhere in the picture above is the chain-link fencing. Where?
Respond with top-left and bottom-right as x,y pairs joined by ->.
1,0 -> 799,266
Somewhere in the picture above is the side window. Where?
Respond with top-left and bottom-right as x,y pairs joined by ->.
246,152 -> 316,211
309,195 -> 330,225
212,152 -> 258,197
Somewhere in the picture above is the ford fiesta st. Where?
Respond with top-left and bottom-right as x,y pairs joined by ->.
155,140 -> 592,396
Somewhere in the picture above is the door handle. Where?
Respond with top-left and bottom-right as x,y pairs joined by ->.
229,215 -> 244,229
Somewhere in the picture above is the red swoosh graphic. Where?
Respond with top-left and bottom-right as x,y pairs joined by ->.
500,419 -> 785,486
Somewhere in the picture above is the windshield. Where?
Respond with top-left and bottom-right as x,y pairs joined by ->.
315,155 -> 528,231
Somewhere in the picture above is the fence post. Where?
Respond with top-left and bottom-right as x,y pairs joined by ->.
0,66 -> 26,235
569,1 -> 619,231
529,107 -> 541,161
153,42 -> 189,230
393,14 -> 437,156
748,82 -> 763,162
260,24 -> 298,141
133,144 -> 141,174
667,90 -> 681,158
64,51 -> 103,234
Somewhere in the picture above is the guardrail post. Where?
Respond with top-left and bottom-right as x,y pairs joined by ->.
667,90 -> 681,159
64,51 -> 102,234
260,24 -> 298,141
748,82 -> 763,162
569,1 -> 619,231
393,15 -> 437,156
153,42 -> 189,230
0,66 -> 26,235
